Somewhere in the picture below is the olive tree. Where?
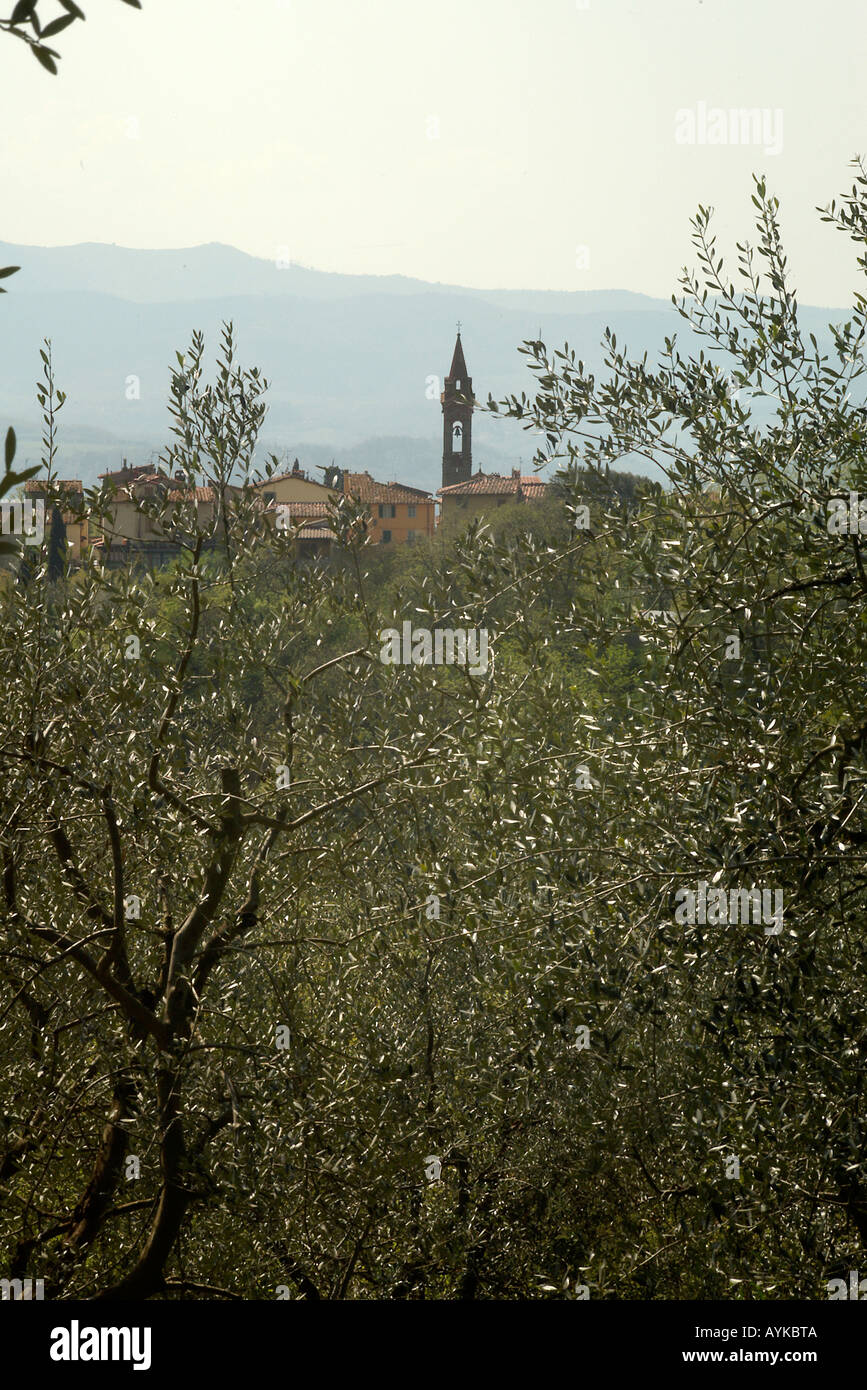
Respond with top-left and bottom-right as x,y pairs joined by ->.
491,162 -> 867,1296
0,324 -> 588,1298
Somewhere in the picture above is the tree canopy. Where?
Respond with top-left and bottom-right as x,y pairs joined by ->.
3,170 -> 867,1298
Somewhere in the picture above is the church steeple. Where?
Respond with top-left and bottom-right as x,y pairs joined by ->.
442,328 -> 473,489
449,333 -> 469,382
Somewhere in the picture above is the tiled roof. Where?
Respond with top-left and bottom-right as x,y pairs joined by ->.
166,487 -> 215,502
517,478 -> 548,500
24,478 -> 83,493
260,501 -> 334,538
438,471 -> 549,498
296,522 -> 334,539
343,471 -> 433,505
263,500 -> 330,517
106,483 -> 216,502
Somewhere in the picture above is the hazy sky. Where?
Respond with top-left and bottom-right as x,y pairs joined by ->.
1,0 -> 864,303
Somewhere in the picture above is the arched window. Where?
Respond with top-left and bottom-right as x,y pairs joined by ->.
452,422 -> 463,451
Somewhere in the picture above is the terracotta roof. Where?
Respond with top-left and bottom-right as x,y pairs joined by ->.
24,478 -> 83,493
105,483 -> 216,503
261,501 -> 334,538
296,522 -> 334,539
263,500 -> 330,518
343,471 -> 433,505
166,487 -> 215,502
516,478 -> 548,500
438,471 -> 549,498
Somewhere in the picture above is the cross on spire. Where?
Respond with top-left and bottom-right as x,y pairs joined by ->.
456,319 -> 462,334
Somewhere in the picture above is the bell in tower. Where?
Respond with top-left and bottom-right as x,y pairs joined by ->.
442,328 -> 474,489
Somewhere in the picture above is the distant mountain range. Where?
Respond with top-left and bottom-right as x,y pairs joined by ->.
0,241 -> 849,493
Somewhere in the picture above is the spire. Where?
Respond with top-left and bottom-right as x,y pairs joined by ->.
448,330 -> 468,383
442,328 -> 474,489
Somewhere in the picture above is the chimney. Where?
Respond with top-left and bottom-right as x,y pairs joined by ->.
511,467 -> 520,479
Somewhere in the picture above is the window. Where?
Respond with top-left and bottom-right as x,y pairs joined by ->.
381,529 -> 392,543
264,491 -> 275,504
408,505 -> 416,517
456,378 -> 461,390
378,503 -> 396,518
452,422 -> 463,451
407,530 -> 416,543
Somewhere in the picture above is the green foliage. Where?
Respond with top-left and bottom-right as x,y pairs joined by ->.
4,169 -> 867,1299
0,0 -> 141,75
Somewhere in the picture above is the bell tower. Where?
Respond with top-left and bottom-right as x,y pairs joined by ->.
442,328 -> 473,488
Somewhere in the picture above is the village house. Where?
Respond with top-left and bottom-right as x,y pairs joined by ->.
253,458 -> 337,507
339,470 -> 435,545
24,478 -> 89,560
438,467 -> 549,529
91,461 -> 229,567
256,497 -> 336,560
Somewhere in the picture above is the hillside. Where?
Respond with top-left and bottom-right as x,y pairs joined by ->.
0,241 -> 847,492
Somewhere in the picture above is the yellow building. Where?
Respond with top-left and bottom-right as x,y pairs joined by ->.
341,471 -> 435,545
257,465 -> 435,549
82,457 -> 435,564
255,461 -> 336,506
